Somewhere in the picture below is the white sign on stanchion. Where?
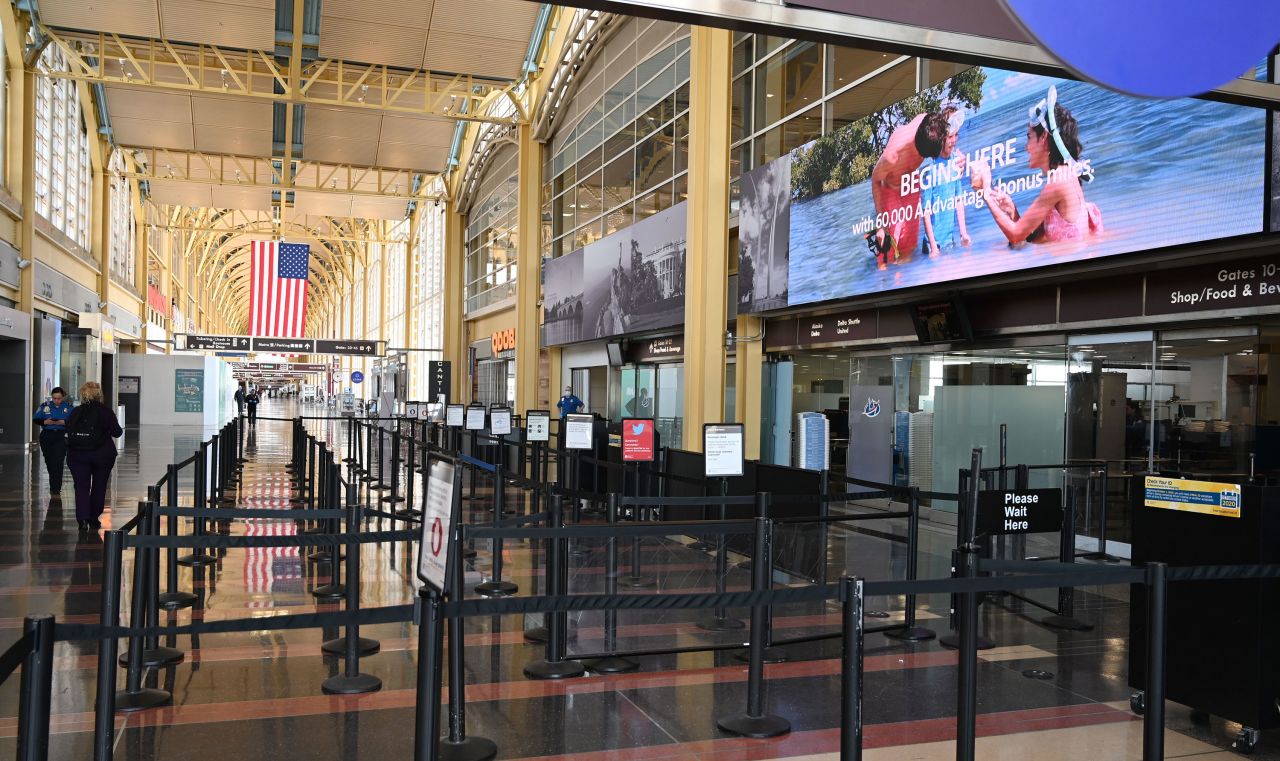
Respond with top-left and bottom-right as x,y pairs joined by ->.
418,404 -> 432,420
704,423 -> 745,478
405,402 -> 419,418
465,405 -> 487,430
446,404 -> 465,427
417,459 -> 457,591
526,410 -> 550,442
564,413 -> 594,450
490,406 -> 513,436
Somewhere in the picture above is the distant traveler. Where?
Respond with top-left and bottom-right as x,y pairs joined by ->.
32,386 -> 74,496
65,381 -> 123,531
556,385 -> 583,419
245,387 -> 261,426
234,381 -> 246,417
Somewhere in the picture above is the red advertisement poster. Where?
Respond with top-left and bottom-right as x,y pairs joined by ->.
621,418 -> 654,462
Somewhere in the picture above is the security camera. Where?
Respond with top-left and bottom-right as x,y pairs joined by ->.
16,258 -> 30,270
98,301 -> 108,309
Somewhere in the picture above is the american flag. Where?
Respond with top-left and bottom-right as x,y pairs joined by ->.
249,240 -> 310,337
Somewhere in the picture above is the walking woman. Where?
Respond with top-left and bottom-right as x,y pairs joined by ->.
32,386 -> 74,496
65,381 -> 123,531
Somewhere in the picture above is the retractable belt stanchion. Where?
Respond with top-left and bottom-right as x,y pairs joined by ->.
717,515 -> 790,738
159,464 -> 198,609
371,424 -> 389,492
524,495 -> 585,680
941,450 -> 995,651
383,427 -> 405,504
442,506 -> 498,761
413,586 -> 445,761
583,493 -> 638,674
312,461 -> 347,600
699,481 -> 744,632
885,487 -> 936,641
236,412 -> 247,464
93,530 -> 124,761
290,430 -> 310,506
124,500 -> 183,670
840,576 -> 865,761
116,504 -> 173,712
287,418 -> 300,472
179,445 -> 216,567
736,493 -> 785,663
955,538 -> 980,761
16,614 -> 55,761
344,416 -> 357,464
322,482 -> 382,693
1042,484 -> 1093,631
1142,562 -> 1167,761
476,464 -> 517,597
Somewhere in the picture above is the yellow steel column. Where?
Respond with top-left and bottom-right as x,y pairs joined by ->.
18,66 -> 34,441
681,26 -> 733,451
734,314 -> 763,460
442,208 -> 465,402
514,123 -> 542,415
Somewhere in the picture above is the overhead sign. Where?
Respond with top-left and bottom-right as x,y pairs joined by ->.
465,404 -> 486,431
446,404 -> 465,427
417,459 -> 457,591
1145,476 -> 1241,519
564,413 -> 594,450
490,406 -> 513,436
350,370 -> 364,384
704,423 -> 745,478
232,362 -> 326,372
976,489 -> 1064,535
176,333 -> 251,352
525,410 -> 550,442
315,339 -> 383,356
252,336 -> 314,353
428,360 -> 451,406
621,418 -> 655,462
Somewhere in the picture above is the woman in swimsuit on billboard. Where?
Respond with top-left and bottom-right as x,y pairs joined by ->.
970,85 -> 1102,244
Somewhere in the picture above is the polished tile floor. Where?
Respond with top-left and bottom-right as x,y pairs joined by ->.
0,399 -> 1270,759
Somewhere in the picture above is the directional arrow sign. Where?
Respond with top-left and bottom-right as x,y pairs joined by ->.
314,339 -> 383,356
176,333 -> 252,352
251,337 -> 316,353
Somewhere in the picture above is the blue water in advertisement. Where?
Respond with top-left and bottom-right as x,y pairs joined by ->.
777,67 -> 1265,309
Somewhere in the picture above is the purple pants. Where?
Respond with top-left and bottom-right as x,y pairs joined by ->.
68,448 -> 116,521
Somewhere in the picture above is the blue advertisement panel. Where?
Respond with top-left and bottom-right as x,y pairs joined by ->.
741,66 -> 1265,312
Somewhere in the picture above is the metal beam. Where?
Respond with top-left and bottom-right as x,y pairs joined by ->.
37,24 -> 528,123
121,146 -> 443,201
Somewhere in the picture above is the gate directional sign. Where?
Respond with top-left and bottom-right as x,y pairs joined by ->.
315,339 -> 383,356
175,333 -> 251,352
251,336 -> 315,353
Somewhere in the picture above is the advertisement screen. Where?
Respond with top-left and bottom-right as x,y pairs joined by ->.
740,66 -> 1264,313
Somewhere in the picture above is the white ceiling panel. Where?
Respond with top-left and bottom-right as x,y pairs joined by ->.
321,0 -> 433,28
377,115 -> 454,147
303,136 -> 379,167
194,125 -> 273,155
41,0 -> 162,38
349,197 -> 411,220
104,87 -> 193,122
210,185 -> 274,211
428,0 -> 537,41
190,96 -> 273,131
318,18 -> 426,69
291,191 -> 353,218
159,0 -> 275,50
375,143 -> 446,173
305,107 -> 384,141
422,32 -> 523,79
147,179 -> 212,208
111,117 -> 195,151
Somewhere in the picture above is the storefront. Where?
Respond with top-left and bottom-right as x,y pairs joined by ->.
616,335 -> 686,446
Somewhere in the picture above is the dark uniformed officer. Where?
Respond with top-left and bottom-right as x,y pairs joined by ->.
33,386 -> 74,495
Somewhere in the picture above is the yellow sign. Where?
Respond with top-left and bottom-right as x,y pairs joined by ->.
1144,476 -> 1241,518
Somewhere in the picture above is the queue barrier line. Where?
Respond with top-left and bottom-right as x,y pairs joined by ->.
0,630 -> 30,684
774,509 -> 912,526
55,604 -> 418,642
464,519 -> 757,541
123,528 -> 417,550
151,506 -> 348,520
621,495 -> 757,507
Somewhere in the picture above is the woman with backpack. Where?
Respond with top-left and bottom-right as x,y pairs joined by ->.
65,381 -> 123,531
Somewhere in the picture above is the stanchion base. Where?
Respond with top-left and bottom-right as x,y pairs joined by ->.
475,580 -> 519,597
321,636 -> 381,657
307,550 -> 345,562
118,646 -> 185,668
176,553 -> 218,568
716,712 -> 791,738
115,687 -> 171,712
938,632 -> 996,650
731,646 -> 788,664
380,495 -> 406,504
394,508 -> 422,519
463,548 -> 478,560
321,673 -> 382,695
688,541 -> 714,551
342,458 -> 357,464
618,575 -> 656,588
288,497 -> 308,505
1041,615 -> 1094,631
439,736 -> 498,761
523,626 -> 548,643
369,483 -> 390,492
310,583 -> 347,600
158,591 -> 198,610
360,476 -> 377,483
885,626 -> 938,642
523,659 -> 586,680
697,616 -> 746,632
213,497 -> 237,506
584,656 -> 640,673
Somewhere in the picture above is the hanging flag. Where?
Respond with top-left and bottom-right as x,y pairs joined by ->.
248,240 -> 310,337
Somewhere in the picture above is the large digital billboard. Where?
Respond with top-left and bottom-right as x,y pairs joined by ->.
739,66 -> 1265,313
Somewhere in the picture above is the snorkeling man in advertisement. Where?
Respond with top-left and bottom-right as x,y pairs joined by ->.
867,110 -> 950,268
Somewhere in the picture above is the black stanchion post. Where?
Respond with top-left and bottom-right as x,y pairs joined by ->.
323,478 -> 380,658
736,493 -> 786,663
524,494 -> 585,680
179,446 -> 216,567
345,415 -> 357,464
124,501 -> 183,669
941,450 -> 994,651
322,489 -> 382,693
954,543 -> 980,761
718,516 -> 790,738
160,464 -> 198,608
93,531 -> 125,761
1042,484 -> 1093,631
17,614 -> 55,761
886,487 -> 935,641
383,427 -> 405,503
584,493 -> 638,674
1143,562 -> 1167,761
476,465 -> 517,596
839,576 -> 864,761
362,422 -> 377,483
700,480 -> 744,632
372,424 -> 389,491
116,512 -> 172,711
237,411 -> 247,464
442,517 -> 498,760
414,586 -> 445,761
312,461 -> 347,600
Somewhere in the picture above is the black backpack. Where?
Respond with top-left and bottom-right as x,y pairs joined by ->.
67,404 -> 105,451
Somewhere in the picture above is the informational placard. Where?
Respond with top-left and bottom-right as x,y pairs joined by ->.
621,418 -> 655,462
174,369 -> 204,413
427,360 -> 451,406
350,371 -> 364,384
445,404 -> 465,427
417,403 -> 431,420
525,410 -> 550,442
704,423 -> 745,477
405,402 -> 419,418
564,413 -> 594,450
976,489 -> 1064,535
490,406 -> 513,436
1145,476 -> 1241,519
465,405 -> 487,431
118,376 -> 140,394
417,459 -> 457,591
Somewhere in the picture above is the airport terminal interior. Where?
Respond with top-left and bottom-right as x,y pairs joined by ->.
0,1 -> 1279,759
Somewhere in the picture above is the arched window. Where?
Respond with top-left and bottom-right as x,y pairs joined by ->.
107,150 -> 136,285
35,46 -> 92,250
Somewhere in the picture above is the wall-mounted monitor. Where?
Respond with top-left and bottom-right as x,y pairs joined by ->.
911,298 -> 973,344
606,341 -> 624,367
